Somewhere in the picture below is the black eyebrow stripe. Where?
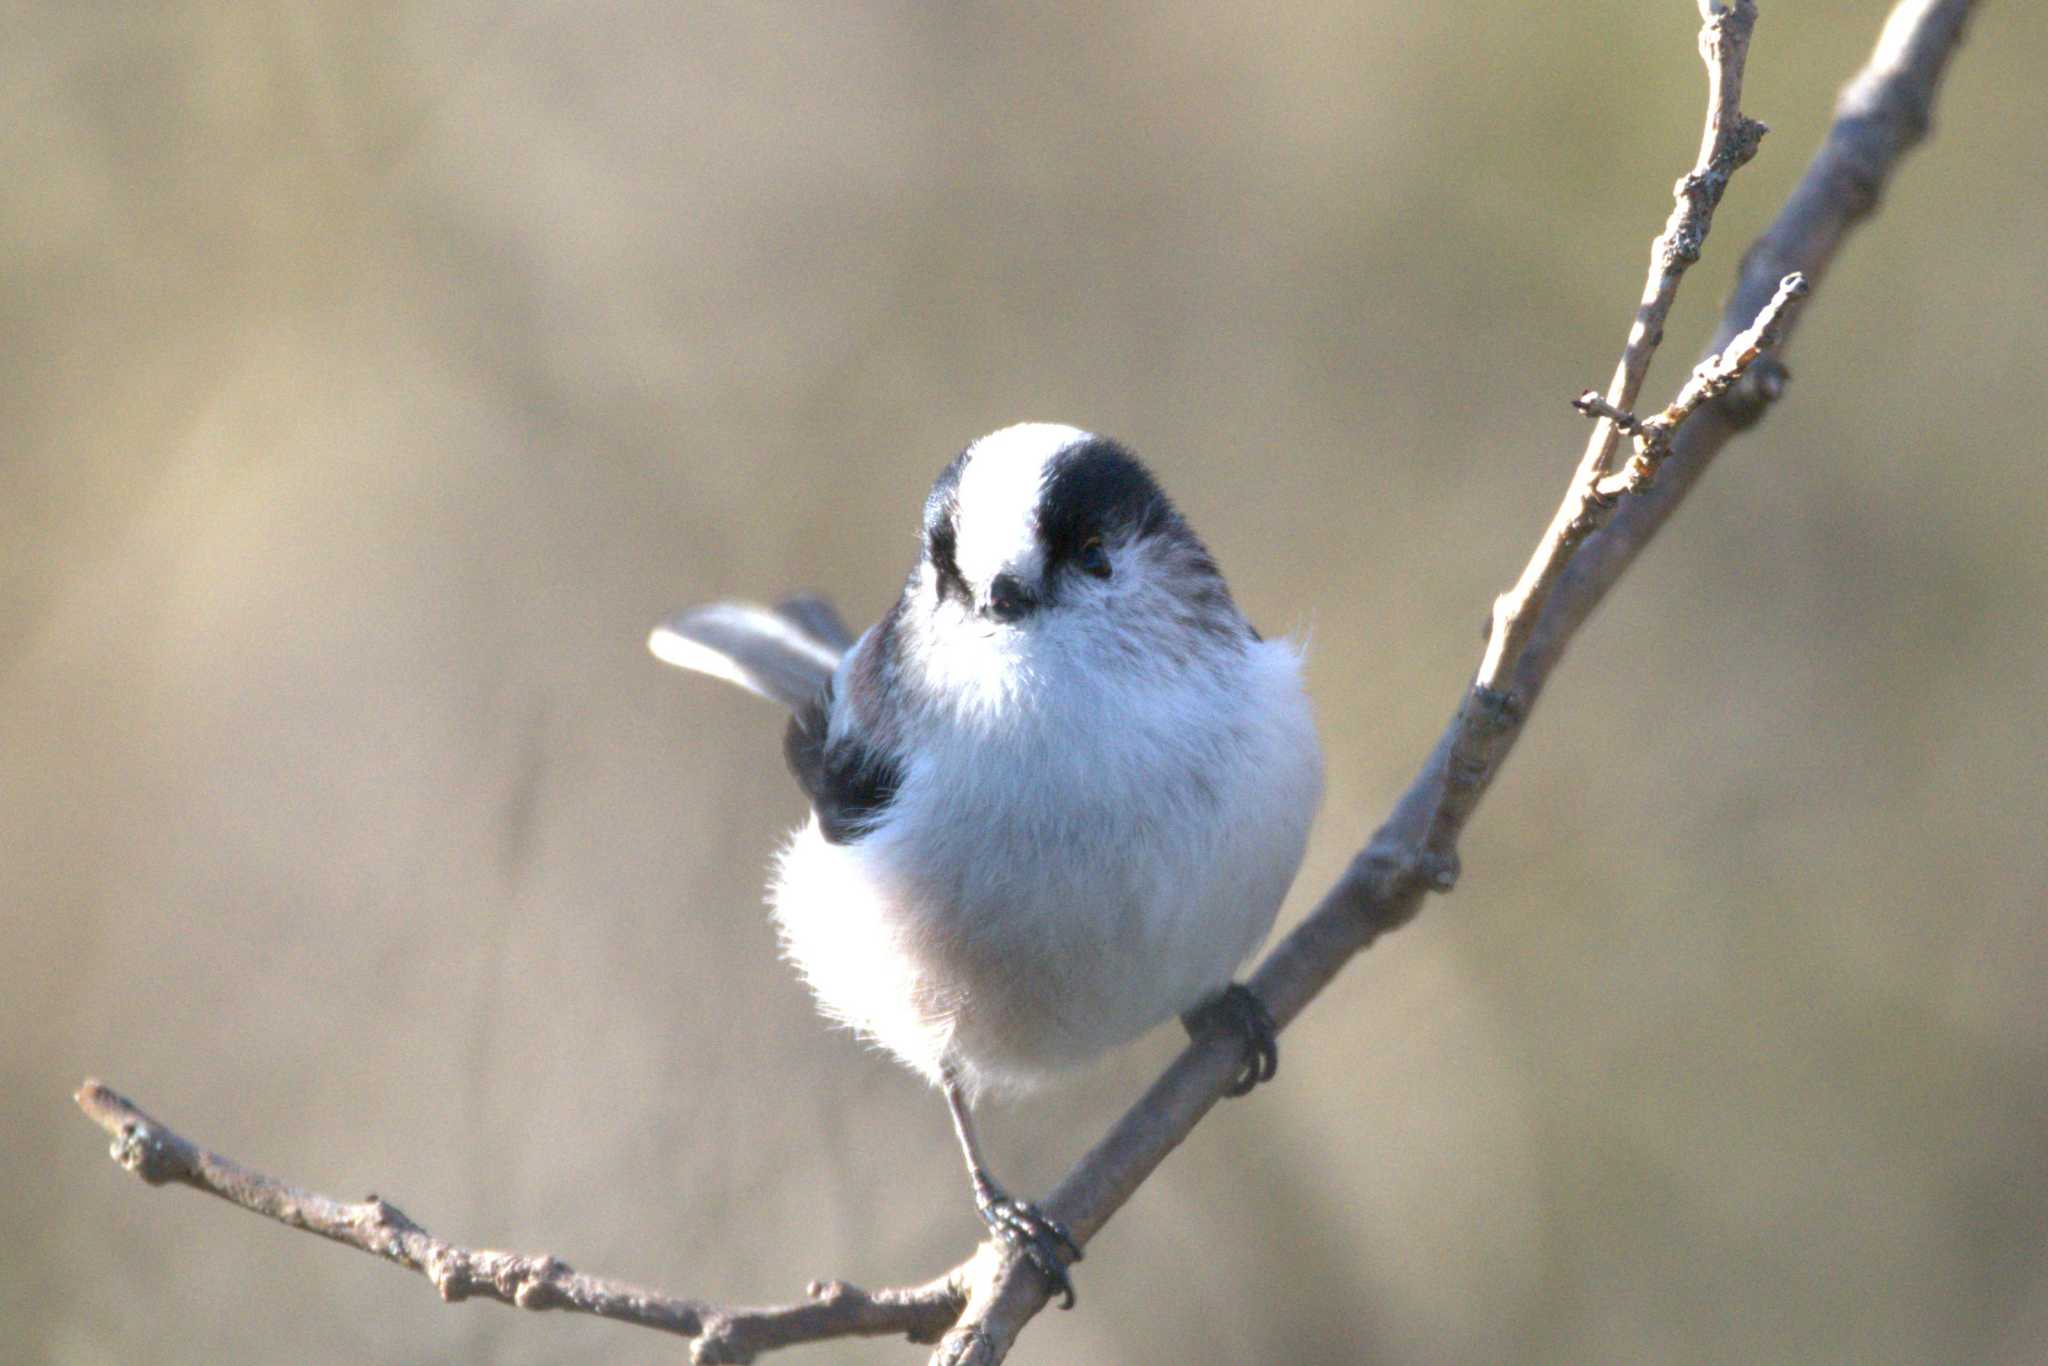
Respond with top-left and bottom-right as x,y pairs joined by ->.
922,447 -> 969,602
1035,436 -> 1175,565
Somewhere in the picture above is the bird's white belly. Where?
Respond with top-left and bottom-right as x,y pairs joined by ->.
769,642 -> 1320,1099
772,807 -> 1277,1098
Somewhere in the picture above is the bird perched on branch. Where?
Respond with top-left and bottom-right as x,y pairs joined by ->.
650,422 -> 1322,1304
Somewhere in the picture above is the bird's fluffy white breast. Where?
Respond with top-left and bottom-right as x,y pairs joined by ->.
771,620 -> 1322,1100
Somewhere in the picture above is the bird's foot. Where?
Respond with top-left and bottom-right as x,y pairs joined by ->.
1182,982 -> 1279,1097
974,1181 -> 1081,1309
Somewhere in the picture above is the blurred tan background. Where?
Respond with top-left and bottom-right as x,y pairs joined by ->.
7,3 -> 2044,1363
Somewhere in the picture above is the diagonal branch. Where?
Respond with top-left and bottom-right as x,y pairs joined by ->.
1474,0 -> 1765,715
74,2 -> 1980,1363
933,2 -> 1977,1361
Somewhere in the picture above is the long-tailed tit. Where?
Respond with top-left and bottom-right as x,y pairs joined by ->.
650,423 -> 1323,1303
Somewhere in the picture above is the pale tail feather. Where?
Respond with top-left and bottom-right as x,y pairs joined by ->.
648,594 -> 851,710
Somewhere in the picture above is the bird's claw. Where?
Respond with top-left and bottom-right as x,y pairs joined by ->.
977,1188 -> 1081,1309
1184,982 -> 1279,1097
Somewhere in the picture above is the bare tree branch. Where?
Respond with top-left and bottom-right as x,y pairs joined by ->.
1474,0 -> 1764,709
74,2 -> 1979,1362
1432,0 -> 1770,884
73,1080 -> 968,1362
934,2 -> 1978,1360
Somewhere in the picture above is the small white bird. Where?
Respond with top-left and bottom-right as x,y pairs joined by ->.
651,423 -> 1322,1302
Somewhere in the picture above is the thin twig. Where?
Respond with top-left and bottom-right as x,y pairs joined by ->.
1429,0 -> 1773,952
75,2 -> 1980,1362
1587,271 -> 1809,501
73,1081 -> 969,1364
1571,391 -> 1644,436
1475,0 -> 1765,708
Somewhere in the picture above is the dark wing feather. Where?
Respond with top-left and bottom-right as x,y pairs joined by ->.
654,592 -> 899,842
784,682 -> 903,845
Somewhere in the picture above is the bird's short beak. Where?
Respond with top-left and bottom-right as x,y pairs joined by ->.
984,572 -> 1037,624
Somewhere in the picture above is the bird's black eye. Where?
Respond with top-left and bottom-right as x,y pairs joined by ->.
1078,537 -> 1112,579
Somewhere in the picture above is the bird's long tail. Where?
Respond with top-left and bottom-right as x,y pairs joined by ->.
648,593 -> 853,711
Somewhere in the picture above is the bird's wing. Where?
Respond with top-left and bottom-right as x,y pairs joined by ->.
782,683 -> 903,844
648,594 -> 849,711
